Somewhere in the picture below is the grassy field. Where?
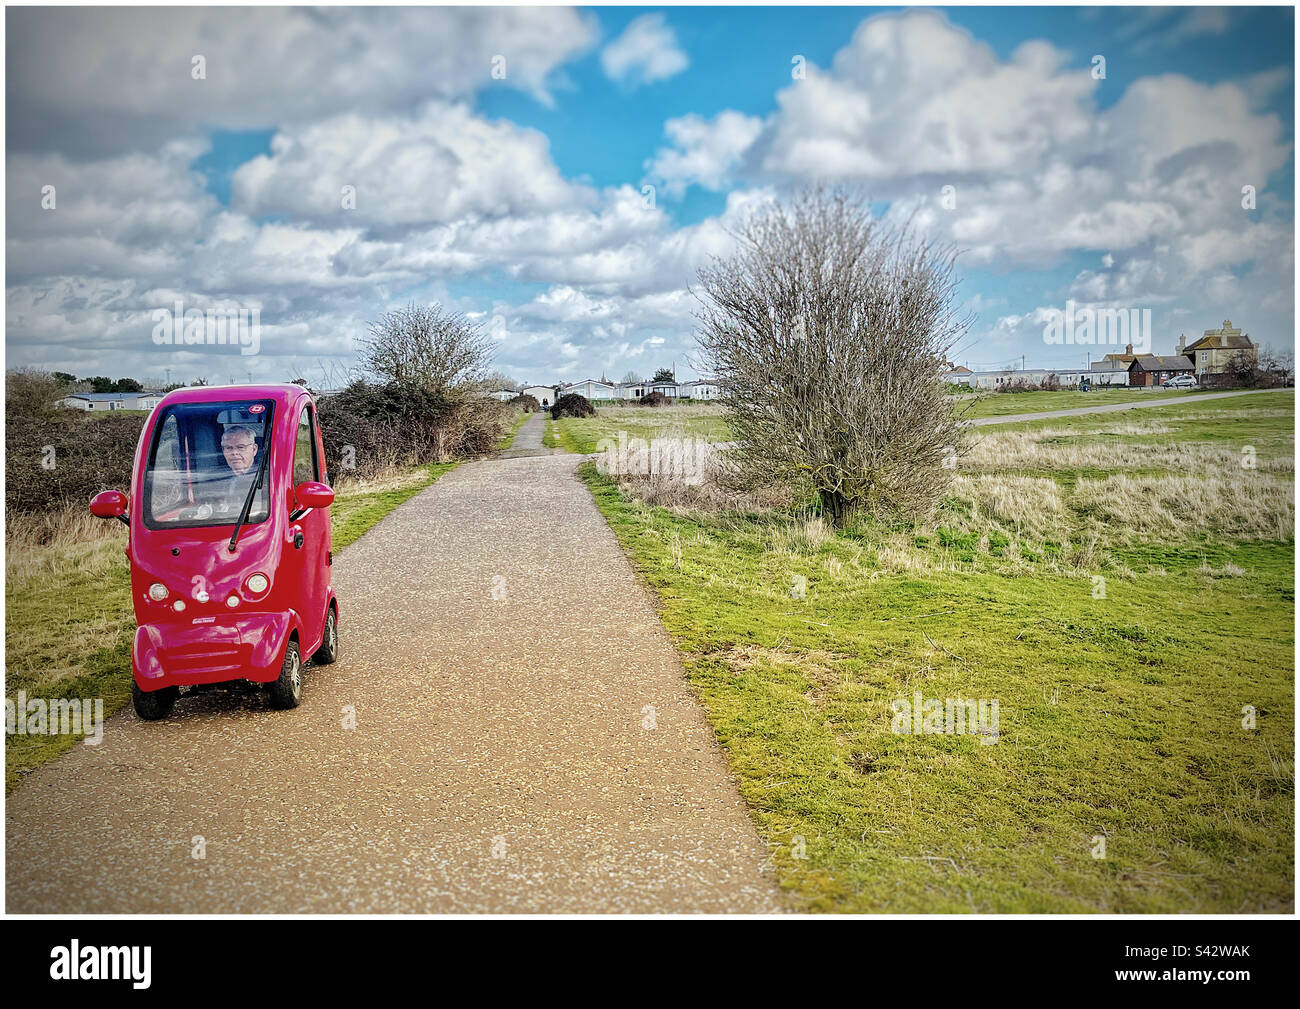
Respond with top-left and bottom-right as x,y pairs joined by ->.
570,391 -> 1294,912
547,403 -> 731,454
4,462 -> 456,792
958,387 -> 1192,419
543,389 -> 1223,453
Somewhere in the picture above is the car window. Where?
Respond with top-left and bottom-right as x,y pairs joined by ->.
142,400 -> 272,528
294,405 -> 319,486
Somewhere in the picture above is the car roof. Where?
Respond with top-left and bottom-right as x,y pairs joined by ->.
155,384 -> 309,411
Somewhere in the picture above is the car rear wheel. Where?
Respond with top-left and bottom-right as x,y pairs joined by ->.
269,639 -> 303,709
312,607 -> 338,665
132,681 -> 178,721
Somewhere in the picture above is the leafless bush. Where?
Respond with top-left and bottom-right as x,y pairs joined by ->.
695,188 -> 968,526
360,302 -> 494,400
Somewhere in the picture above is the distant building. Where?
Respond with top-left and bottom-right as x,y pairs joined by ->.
969,367 -> 1127,389
1179,320 -> 1257,377
1128,355 -> 1194,387
679,379 -> 720,399
58,391 -> 163,412
562,379 -> 618,400
488,389 -> 518,402
522,385 -> 559,408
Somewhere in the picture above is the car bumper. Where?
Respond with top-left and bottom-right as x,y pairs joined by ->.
133,612 -> 292,689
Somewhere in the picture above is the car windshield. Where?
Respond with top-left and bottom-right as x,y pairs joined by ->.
143,400 -> 274,529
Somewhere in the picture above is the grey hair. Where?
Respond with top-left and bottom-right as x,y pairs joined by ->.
221,425 -> 258,446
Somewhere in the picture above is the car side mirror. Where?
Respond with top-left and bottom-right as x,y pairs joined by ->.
90,490 -> 130,525
292,481 -> 334,516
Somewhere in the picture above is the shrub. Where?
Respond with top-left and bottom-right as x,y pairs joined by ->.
695,187 -> 968,526
508,393 -> 542,412
637,391 -> 670,407
551,393 -> 595,419
314,379 -> 511,478
5,371 -> 145,513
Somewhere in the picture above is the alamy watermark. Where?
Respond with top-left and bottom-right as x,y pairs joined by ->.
595,431 -> 711,485
151,299 -> 261,356
1042,300 -> 1151,353
891,692 -> 999,744
6,691 -> 104,746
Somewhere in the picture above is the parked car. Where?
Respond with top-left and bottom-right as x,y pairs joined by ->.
1162,374 -> 1198,388
90,384 -> 338,719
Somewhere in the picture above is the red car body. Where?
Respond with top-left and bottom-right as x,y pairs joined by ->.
91,384 -> 336,711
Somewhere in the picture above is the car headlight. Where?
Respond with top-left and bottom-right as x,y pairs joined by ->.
246,573 -> 269,594
148,583 -> 169,602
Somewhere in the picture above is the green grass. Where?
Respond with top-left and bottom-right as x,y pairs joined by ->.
550,404 -> 731,455
958,387 -> 1192,419
576,392 -> 1294,912
5,462 -> 456,792
550,389 -> 1246,450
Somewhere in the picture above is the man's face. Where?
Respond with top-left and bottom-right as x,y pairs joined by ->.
222,433 -> 256,475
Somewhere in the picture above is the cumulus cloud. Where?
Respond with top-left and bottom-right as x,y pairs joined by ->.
600,14 -> 689,87
647,111 -> 764,196
231,103 -> 591,229
7,6 -> 598,155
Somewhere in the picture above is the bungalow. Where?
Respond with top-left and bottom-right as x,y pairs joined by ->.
562,378 -> 618,400
488,389 -> 518,402
941,366 -> 974,386
522,385 -> 559,408
58,391 -> 163,411
970,368 -> 1127,389
1128,355 -> 1194,387
679,379 -> 720,399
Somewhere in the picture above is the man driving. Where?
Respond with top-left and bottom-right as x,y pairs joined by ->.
212,425 -> 266,517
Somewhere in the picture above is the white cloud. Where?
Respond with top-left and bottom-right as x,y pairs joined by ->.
232,103 -> 590,228
600,14 -> 688,87
647,111 -> 764,196
8,7 -> 598,154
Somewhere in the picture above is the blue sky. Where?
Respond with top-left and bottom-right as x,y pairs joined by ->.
6,6 -> 1295,386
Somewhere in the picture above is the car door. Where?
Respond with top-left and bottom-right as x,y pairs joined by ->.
289,398 -> 330,651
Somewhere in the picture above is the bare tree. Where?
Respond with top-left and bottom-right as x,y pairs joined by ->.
621,370 -> 644,384
695,188 -> 968,525
360,302 -> 494,399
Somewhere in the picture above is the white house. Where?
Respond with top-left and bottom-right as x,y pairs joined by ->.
679,379 -> 720,399
969,367 -> 1128,390
487,389 -> 517,402
562,379 -> 618,400
59,391 -> 160,411
522,385 -> 559,408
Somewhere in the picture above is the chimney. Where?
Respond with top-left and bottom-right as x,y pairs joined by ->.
1177,333 -> 1185,353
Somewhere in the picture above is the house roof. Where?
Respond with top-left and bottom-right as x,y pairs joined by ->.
1129,355 -> 1194,371
1185,330 -> 1253,352
62,392 -> 140,401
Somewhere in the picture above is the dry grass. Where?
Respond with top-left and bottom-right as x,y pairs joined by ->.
966,428 -> 1293,475
949,474 -> 1067,539
1071,473 -> 1294,540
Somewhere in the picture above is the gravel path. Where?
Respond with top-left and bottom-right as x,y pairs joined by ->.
6,440 -> 783,913
969,387 -> 1290,426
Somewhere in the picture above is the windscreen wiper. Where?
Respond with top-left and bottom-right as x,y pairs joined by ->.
228,436 -> 271,553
